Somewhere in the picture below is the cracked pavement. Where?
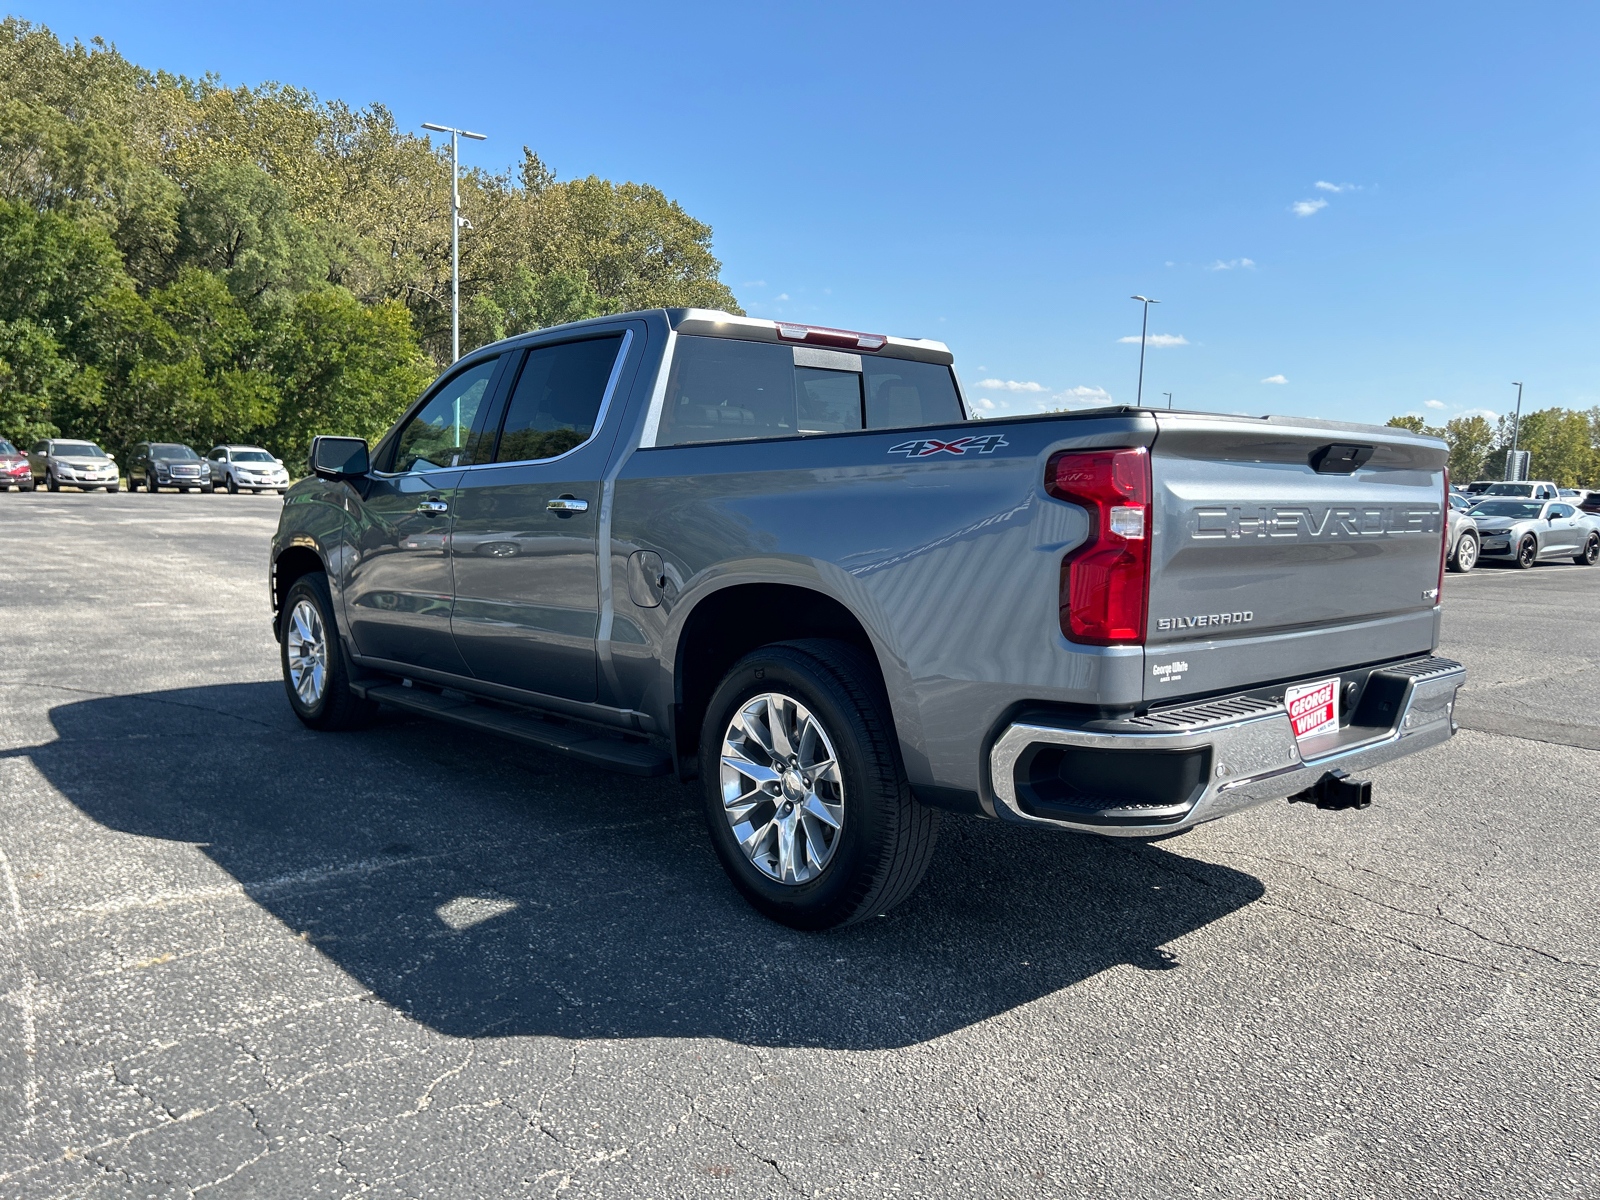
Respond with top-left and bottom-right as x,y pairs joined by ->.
0,491 -> 1596,1198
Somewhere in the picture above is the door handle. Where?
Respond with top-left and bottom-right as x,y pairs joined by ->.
416,499 -> 449,515
547,497 -> 589,514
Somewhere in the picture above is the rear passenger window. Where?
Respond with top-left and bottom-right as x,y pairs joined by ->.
655,335 -> 966,446
493,336 -> 624,463
863,359 -> 963,429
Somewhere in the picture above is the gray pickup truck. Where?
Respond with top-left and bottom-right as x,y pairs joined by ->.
269,308 -> 1465,928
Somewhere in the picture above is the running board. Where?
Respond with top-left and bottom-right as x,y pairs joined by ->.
359,683 -> 672,777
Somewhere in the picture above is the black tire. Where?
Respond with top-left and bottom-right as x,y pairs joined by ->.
20,478 -> 34,492
145,477 -> 157,493
46,470 -> 59,493
227,475 -> 238,494
698,639 -> 940,930
1575,532 -> 1600,566
1447,530 -> 1478,573
1513,535 -> 1538,569
106,482 -> 120,493
200,483 -> 214,494
279,572 -> 377,731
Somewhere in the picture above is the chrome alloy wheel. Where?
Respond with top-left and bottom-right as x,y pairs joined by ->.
1456,533 -> 1478,571
719,693 -> 845,885
285,598 -> 329,707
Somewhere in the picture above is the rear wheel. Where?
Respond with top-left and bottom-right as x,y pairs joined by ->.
279,572 -> 376,731
1448,530 -> 1478,573
1514,535 -> 1538,569
699,639 -> 940,930
1575,532 -> 1600,566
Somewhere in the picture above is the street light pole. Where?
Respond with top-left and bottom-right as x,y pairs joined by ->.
1130,295 -> 1159,407
1507,381 -> 1524,480
421,122 -> 487,364
1163,392 -> 1173,410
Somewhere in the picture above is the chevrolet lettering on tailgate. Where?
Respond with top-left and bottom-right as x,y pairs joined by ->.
1192,505 -> 1441,540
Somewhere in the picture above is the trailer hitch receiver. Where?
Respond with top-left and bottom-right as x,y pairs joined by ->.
1289,769 -> 1372,812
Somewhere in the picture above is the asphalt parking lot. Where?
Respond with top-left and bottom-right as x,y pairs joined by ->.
1,492 -> 1596,1199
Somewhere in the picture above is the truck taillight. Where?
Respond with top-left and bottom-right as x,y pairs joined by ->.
1046,447 -> 1151,645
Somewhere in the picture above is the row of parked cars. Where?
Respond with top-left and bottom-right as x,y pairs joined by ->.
0,438 -> 290,494
1445,479 -> 1600,570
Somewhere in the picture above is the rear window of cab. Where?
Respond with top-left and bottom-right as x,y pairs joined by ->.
654,335 -> 963,447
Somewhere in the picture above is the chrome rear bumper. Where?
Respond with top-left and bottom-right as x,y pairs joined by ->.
988,656 -> 1465,837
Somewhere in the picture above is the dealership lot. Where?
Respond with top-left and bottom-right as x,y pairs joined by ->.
1,494 -> 1595,1199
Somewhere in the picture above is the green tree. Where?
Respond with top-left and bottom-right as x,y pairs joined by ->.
0,318 -> 97,445
177,161 -> 326,301
1442,414 -> 1495,482
267,288 -> 433,466
1385,415 -> 1440,436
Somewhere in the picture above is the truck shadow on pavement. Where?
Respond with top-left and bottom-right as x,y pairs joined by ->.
15,682 -> 1266,1051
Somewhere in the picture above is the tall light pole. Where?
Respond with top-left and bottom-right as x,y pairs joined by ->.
1507,381 -> 1524,480
1131,295 -> 1159,407
1163,391 -> 1173,410
421,122 -> 486,364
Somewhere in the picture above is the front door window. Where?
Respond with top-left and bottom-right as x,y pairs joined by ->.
391,357 -> 499,473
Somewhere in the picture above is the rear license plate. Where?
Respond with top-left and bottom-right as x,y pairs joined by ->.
1286,677 -> 1340,740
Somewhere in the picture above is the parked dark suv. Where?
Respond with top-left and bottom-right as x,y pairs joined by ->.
131,442 -> 213,493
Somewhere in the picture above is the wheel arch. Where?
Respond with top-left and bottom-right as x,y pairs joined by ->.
670,581 -> 888,781
271,543 -> 330,638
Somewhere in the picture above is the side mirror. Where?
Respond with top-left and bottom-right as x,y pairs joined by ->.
310,436 -> 370,481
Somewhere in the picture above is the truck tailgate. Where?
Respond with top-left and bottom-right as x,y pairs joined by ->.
1145,413 -> 1446,701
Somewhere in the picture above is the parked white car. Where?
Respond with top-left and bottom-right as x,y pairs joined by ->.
207,445 -> 290,494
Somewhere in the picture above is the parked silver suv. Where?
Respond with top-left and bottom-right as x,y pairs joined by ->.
206,445 -> 290,494
28,439 -> 120,492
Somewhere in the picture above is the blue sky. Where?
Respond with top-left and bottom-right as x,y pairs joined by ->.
26,1 -> 1600,426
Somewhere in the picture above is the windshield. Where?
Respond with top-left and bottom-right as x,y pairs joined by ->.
1472,501 -> 1543,518
0,440 -> 15,455
151,444 -> 199,459
233,450 -> 276,462
1482,483 -> 1533,496
54,442 -> 106,458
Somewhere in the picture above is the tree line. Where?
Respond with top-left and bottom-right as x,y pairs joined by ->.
0,17 -> 741,465
1386,408 -> 1600,487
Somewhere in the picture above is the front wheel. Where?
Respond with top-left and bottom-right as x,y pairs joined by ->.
106,482 -> 120,493
226,476 -> 238,494
279,572 -> 377,731
1514,535 -> 1538,569
46,471 -> 59,492
699,639 -> 940,930
200,483 -> 214,494
1448,530 -> 1478,573
1575,532 -> 1600,566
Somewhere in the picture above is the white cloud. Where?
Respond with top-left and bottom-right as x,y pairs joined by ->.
1055,385 -> 1114,407
1165,260 -> 1175,267
1261,374 -> 1288,384
1314,181 -> 1361,192
774,292 -> 789,301
742,280 -> 766,288
973,397 -> 997,411
1117,334 -> 1189,347
976,378 -> 1048,392
1208,258 -> 1257,270
1291,198 -> 1328,217
1424,399 -> 1446,410
1458,407 -> 1500,423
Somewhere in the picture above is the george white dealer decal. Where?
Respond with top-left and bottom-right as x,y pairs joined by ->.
1151,660 -> 1189,683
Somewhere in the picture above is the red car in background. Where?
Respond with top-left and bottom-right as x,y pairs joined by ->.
0,439 -> 33,490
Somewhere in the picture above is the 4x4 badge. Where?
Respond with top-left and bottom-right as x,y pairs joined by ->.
888,434 -> 1009,458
